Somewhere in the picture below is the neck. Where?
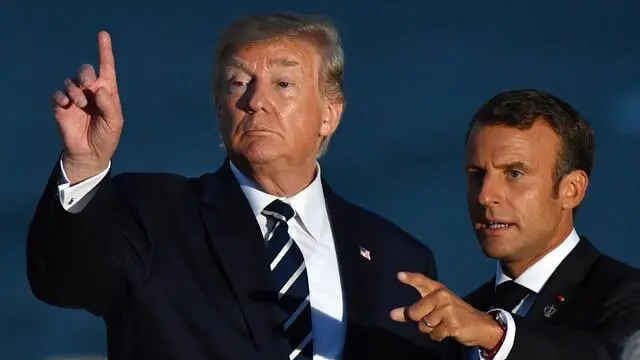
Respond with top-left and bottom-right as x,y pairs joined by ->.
231,156 -> 318,197
501,220 -> 574,279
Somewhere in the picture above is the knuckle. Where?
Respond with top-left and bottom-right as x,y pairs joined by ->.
443,304 -> 455,316
435,288 -> 450,300
407,307 -> 422,321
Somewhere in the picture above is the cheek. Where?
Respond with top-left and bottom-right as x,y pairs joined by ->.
516,186 -> 558,225
505,182 -> 540,221
281,101 -> 322,134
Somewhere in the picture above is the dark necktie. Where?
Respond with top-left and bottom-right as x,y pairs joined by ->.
492,280 -> 532,312
262,200 -> 313,360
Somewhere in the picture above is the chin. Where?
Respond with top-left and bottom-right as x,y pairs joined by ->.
237,143 -> 282,164
478,236 -> 516,261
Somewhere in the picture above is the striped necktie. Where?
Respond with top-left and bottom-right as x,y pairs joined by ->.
262,199 -> 313,360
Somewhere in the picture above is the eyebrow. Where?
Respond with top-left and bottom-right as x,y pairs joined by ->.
465,161 -> 531,172
226,57 -> 302,75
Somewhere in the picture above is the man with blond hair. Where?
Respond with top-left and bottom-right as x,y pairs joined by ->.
27,13 -> 440,360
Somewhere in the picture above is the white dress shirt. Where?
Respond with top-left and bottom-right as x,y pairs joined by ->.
471,229 -> 581,360
57,159 -> 347,360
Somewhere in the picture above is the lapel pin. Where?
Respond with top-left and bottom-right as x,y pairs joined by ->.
557,295 -> 566,302
359,246 -> 371,261
543,304 -> 558,319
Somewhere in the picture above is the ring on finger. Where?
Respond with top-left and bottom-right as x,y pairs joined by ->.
422,318 -> 434,328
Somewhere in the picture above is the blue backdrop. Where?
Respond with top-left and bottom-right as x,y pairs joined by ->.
2,1 -> 639,358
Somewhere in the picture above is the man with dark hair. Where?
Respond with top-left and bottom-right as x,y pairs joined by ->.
391,89 -> 640,360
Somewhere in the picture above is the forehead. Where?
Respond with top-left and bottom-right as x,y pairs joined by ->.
226,38 -> 321,73
466,121 -> 561,165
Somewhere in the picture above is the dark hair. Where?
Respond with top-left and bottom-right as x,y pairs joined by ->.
465,89 -> 595,191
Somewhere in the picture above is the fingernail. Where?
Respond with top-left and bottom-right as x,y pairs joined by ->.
80,77 -> 90,86
390,308 -> 400,318
397,272 -> 406,280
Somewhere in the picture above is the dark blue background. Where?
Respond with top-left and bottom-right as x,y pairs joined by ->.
2,1 -> 639,358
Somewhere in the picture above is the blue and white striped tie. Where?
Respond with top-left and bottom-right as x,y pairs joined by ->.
262,199 -> 313,360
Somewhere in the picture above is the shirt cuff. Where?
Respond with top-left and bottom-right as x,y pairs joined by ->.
58,159 -> 111,213
478,309 -> 516,360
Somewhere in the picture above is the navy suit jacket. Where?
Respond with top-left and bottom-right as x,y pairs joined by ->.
27,161 -> 442,360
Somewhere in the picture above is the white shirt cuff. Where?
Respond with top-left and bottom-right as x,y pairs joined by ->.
58,159 -> 111,213
478,309 -> 516,360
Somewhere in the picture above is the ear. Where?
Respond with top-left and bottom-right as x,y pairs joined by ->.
559,169 -> 589,210
319,100 -> 344,137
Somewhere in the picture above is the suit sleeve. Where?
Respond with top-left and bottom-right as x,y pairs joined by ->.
26,163 -> 153,317
507,275 -> 640,360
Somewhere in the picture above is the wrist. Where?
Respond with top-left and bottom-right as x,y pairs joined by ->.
62,154 -> 109,185
480,312 -> 507,359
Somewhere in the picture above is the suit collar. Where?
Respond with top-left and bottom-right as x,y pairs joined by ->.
467,236 -> 601,324
228,160 -> 328,242
495,229 -> 581,293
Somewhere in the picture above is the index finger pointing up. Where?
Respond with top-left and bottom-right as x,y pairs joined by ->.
98,31 -> 117,81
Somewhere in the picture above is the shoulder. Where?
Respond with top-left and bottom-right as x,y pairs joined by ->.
591,253 -> 640,289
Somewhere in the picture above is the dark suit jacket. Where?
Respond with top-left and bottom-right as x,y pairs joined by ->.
446,238 -> 640,360
27,161 -> 441,360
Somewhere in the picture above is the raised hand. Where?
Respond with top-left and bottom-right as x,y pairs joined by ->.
52,31 -> 123,184
390,272 -> 504,349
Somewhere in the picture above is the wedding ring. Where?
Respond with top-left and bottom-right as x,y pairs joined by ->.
422,319 -> 434,328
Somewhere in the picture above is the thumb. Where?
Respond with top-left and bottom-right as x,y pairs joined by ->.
95,87 -> 120,122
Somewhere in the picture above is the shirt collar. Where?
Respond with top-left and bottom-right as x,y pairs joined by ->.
495,228 -> 581,293
229,160 -> 328,241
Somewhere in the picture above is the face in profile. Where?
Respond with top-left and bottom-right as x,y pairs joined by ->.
217,38 -> 341,167
465,120 -> 585,270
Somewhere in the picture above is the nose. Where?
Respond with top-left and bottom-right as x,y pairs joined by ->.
239,80 -> 268,114
477,173 -> 503,208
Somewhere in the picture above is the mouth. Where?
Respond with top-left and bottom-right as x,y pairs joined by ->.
241,128 -> 276,137
475,221 -> 515,232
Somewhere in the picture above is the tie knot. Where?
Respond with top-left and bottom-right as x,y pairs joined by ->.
262,199 -> 295,222
493,280 -> 532,311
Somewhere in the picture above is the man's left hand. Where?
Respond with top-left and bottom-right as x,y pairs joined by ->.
390,272 -> 504,349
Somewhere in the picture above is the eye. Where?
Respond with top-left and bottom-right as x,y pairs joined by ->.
278,81 -> 293,88
231,80 -> 247,87
466,170 -> 485,183
507,169 -> 523,178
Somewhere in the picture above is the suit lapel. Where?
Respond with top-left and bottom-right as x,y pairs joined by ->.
525,237 -> 600,325
198,162 -> 289,359
323,183 -> 377,337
